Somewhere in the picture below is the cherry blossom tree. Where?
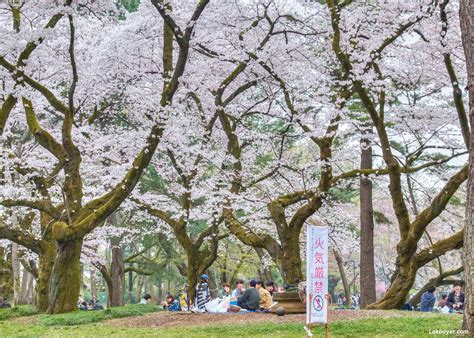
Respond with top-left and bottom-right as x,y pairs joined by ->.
326,0 -> 468,309
0,0 -> 210,313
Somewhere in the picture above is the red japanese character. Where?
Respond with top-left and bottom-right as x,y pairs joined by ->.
315,252 -> 324,264
313,267 -> 324,279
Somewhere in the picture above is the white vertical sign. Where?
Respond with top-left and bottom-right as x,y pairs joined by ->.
306,225 -> 329,324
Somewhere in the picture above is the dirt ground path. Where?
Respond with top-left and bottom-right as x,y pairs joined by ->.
105,309 -> 435,329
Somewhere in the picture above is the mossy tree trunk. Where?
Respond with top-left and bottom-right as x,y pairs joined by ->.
47,239 -> 83,314
0,247 -> 13,301
368,230 -> 464,309
278,232 -> 304,285
36,243 -> 55,312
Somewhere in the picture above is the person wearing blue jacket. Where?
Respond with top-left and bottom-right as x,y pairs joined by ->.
162,294 -> 181,311
419,286 -> 436,312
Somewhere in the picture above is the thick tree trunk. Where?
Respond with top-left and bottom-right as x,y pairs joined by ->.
110,237 -> 124,307
186,255 -> 200,308
36,244 -> 55,312
368,252 -> 418,309
47,239 -> 83,314
360,135 -> 376,308
0,247 -> 13,301
461,0 -> 474,333
334,249 -> 351,307
278,232 -> 304,285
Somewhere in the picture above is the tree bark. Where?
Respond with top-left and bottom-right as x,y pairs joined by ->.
36,242 -> 55,312
278,233 -> 304,285
461,0 -> 474,332
186,253 -> 205,306
110,236 -> 124,307
90,267 -> 97,301
19,269 -> 30,304
334,248 -> 351,307
0,247 -> 13,301
136,274 -> 143,303
127,262 -> 133,304
255,248 -> 272,281
12,243 -> 20,306
26,271 -> 34,304
47,239 -> 83,314
359,134 -> 376,308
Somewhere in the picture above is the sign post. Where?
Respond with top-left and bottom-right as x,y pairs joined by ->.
306,225 -> 329,337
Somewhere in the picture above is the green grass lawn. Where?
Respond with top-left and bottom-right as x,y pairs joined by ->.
0,305 -> 37,321
0,311 -> 464,337
38,304 -> 162,326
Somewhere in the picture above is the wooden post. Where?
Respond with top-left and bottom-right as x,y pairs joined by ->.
325,293 -> 330,338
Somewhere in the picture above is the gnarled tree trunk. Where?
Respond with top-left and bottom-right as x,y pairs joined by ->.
47,239 -> 83,314
278,232 -> 304,285
36,247 -> 55,312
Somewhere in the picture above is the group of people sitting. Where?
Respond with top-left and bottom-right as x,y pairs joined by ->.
0,298 -> 11,308
154,274 -> 278,313
418,281 -> 465,313
221,278 -> 276,312
77,295 -> 104,311
194,274 -> 277,313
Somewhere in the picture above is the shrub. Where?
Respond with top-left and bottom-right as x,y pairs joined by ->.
0,305 -> 37,321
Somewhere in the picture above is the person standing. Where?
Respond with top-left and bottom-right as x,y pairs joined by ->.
195,274 -> 212,312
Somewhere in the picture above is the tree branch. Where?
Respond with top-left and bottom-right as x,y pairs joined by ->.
415,230 -> 464,268
410,166 -> 468,241
0,220 -> 41,254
